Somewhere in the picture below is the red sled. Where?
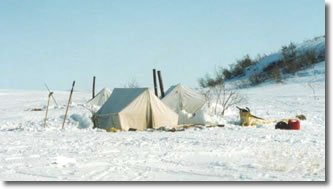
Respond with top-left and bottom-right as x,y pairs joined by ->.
275,119 -> 301,130
288,119 -> 300,130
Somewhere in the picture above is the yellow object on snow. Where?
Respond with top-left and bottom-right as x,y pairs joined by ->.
107,127 -> 120,132
237,107 -> 289,126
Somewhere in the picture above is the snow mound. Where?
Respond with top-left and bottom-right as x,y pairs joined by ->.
70,113 -> 94,129
178,109 -> 225,125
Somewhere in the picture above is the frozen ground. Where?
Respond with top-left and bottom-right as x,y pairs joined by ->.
0,62 -> 325,181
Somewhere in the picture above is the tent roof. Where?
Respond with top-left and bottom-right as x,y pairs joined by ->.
87,87 -> 111,106
164,83 -> 195,97
97,88 -> 147,114
162,83 -> 206,114
94,88 -> 111,98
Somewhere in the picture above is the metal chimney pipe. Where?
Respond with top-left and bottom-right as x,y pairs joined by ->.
153,69 -> 158,96
157,70 -> 165,98
92,76 -> 96,98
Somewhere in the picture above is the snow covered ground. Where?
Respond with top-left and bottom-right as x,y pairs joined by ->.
0,62 -> 325,181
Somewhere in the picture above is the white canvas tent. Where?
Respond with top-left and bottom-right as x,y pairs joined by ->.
162,83 -> 206,114
92,88 -> 178,131
87,88 -> 111,107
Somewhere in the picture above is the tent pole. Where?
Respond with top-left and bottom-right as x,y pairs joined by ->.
157,70 -> 165,98
62,81 -> 75,129
92,76 -> 96,98
153,69 -> 158,97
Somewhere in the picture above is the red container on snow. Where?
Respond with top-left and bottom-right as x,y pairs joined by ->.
288,119 -> 300,130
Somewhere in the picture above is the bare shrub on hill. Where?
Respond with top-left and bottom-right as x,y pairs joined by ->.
223,69 -> 232,80
317,49 -> 325,62
282,42 -> 297,75
249,73 -> 265,85
198,87 -> 212,108
199,68 -> 245,116
263,61 -> 283,83
296,49 -> 317,70
271,67 -> 282,83
229,55 -> 256,78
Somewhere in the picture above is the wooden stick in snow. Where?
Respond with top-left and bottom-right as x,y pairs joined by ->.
43,92 -> 53,128
62,81 -> 75,129
44,84 -> 58,106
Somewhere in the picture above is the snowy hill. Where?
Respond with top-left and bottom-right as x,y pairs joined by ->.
0,60 -> 325,181
226,36 -> 325,88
